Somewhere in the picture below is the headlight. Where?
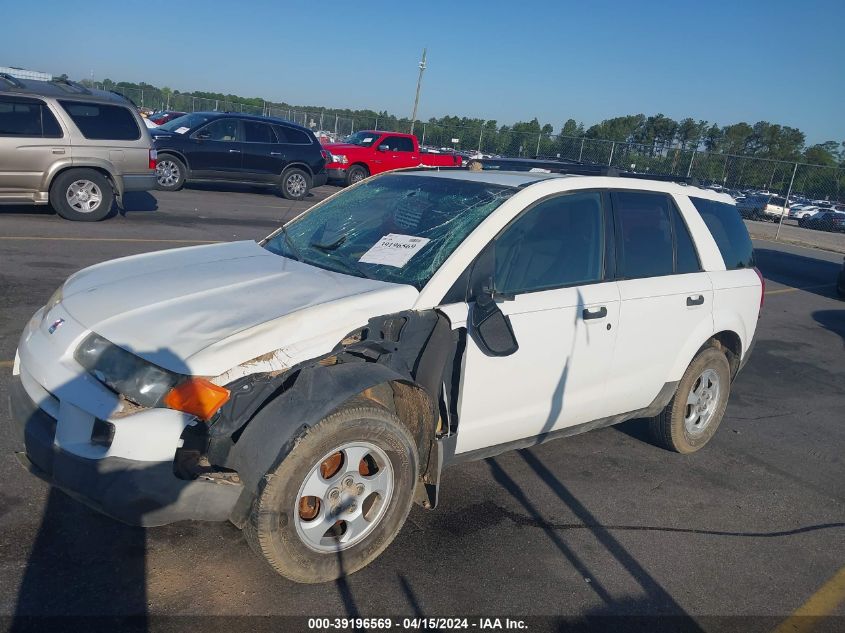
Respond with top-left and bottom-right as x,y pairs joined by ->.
74,333 -> 231,419
43,285 -> 63,317
333,154 -> 349,165
74,333 -> 181,407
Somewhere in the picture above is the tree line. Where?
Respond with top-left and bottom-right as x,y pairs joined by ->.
72,76 -> 843,168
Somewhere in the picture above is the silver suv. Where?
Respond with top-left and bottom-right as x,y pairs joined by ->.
0,75 -> 156,221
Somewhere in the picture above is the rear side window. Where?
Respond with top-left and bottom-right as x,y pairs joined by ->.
275,125 -> 311,145
0,97 -> 63,138
689,197 -> 755,269
672,205 -> 701,274
244,120 -> 277,143
612,191 -> 675,278
58,100 -> 140,140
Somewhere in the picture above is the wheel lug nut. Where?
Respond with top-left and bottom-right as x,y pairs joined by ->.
356,484 -> 365,495
328,489 -> 340,501
347,503 -> 357,514
343,476 -> 354,487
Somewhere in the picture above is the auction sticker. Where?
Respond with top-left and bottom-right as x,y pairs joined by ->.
359,234 -> 430,268
174,127 -> 190,134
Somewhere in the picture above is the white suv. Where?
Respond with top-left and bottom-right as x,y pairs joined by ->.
10,169 -> 762,582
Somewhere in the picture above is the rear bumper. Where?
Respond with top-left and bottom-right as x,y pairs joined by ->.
119,173 -> 157,193
311,170 -> 328,187
8,375 -> 241,527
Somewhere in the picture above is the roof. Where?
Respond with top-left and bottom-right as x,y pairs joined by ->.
0,76 -> 132,105
395,168 -> 736,203
190,111 -> 313,133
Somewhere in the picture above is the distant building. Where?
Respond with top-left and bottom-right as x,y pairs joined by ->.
0,66 -> 53,81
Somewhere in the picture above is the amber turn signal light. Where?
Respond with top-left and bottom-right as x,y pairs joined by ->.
164,378 -> 230,421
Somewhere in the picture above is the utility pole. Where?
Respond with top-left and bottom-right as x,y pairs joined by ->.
409,48 -> 427,135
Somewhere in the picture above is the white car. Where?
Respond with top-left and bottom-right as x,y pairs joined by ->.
11,169 -> 762,582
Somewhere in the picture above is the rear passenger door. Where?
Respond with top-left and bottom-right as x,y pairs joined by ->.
0,96 -> 67,195
241,120 -> 284,181
607,190 -> 713,414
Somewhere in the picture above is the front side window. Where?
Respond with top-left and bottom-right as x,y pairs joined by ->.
244,121 -> 277,143
58,100 -> 140,140
0,97 -> 62,138
158,113 -> 213,132
613,191 -> 674,279
383,136 -> 414,152
495,192 -> 604,294
263,173 -> 515,289
195,119 -> 240,142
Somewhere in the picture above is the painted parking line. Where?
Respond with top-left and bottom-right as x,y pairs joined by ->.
0,360 -> 13,368
764,284 -> 835,296
772,565 -> 845,633
0,236 -> 220,244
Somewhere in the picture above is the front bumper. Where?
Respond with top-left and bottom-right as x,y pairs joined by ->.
327,167 -> 348,180
8,374 -> 241,527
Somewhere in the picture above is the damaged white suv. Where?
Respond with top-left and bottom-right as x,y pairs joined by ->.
10,168 -> 763,582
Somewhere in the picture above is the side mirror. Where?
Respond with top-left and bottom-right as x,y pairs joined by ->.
470,292 -> 519,357
195,131 -> 211,140
377,144 -> 390,152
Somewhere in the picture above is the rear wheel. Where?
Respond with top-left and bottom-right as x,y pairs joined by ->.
244,402 -> 418,583
345,164 -> 368,186
49,169 -> 114,221
648,347 -> 731,453
280,168 -> 311,200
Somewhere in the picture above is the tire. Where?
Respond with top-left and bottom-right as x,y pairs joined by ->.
648,346 -> 731,454
155,155 -> 186,191
244,402 -> 419,583
345,164 -> 368,187
279,167 -> 311,201
467,160 -> 483,172
49,168 -> 114,221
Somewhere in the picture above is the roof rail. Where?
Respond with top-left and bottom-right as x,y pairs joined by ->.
476,158 -> 698,186
49,78 -> 92,95
0,73 -> 25,88
110,90 -> 137,107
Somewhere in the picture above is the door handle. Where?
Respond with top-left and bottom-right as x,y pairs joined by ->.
582,306 -> 608,320
52,148 -> 65,154
270,152 -> 283,156
228,149 -> 241,153
687,295 -> 705,306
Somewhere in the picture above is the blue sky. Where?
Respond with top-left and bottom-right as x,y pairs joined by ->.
4,0 -> 843,144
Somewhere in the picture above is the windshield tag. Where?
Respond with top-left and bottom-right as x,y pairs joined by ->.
362,137 -> 374,143
359,233 -> 431,268
175,127 -> 190,134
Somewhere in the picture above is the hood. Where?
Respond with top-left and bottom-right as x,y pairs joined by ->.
61,241 -> 419,376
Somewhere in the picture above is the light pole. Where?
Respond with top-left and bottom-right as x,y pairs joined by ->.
409,48 -> 427,135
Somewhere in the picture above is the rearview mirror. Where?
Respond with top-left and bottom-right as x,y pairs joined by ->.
470,293 -> 519,357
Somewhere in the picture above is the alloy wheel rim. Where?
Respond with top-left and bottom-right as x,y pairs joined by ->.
287,173 -> 306,197
684,368 -> 721,436
66,180 -> 103,213
156,160 -> 180,187
294,441 -> 394,553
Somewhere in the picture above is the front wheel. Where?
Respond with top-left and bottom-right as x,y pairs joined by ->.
49,168 -> 114,221
648,347 -> 731,453
244,402 -> 418,583
345,164 -> 368,187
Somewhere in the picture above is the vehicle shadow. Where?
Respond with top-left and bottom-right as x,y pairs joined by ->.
184,182 -> 321,199
118,191 -> 159,216
754,248 -> 842,299
812,309 -> 845,347
9,347 -> 194,632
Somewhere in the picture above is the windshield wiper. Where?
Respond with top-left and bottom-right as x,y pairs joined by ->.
279,225 -> 303,262
310,235 -> 347,252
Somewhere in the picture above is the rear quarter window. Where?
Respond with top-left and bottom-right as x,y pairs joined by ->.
58,100 -> 140,141
275,125 -> 312,145
689,197 -> 755,270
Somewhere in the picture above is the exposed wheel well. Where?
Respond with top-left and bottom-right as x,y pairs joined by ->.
50,165 -> 116,195
349,162 -> 369,174
702,331 -> 742,378
156,150 -> 189,170
281,162 -> 313,178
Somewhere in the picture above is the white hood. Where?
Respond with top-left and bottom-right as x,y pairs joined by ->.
61,240 -> 419,376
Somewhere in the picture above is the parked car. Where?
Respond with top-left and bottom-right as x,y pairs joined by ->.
11,170 -> 762,582
322,131 -> 462,186
151,112 -> 328,200
798,211 -> 845,232
0,75 -> 156,220
789,204 -> 819,219
147,110 -> 186,126
736,194 -> 789,221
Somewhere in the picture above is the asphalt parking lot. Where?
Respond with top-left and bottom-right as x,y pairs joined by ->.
1,185 -> 843,630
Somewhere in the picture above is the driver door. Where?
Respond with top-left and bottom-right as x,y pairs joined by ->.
187,118 -> 244,178
453,191 -> 621,455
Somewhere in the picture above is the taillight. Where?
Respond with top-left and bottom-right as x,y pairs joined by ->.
753,266 -> 765,313
149,149 -> 157,170
320,149 -> 331,162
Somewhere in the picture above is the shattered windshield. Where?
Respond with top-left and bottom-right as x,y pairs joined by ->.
263,174 -> 515,289
342,131 -> 382,147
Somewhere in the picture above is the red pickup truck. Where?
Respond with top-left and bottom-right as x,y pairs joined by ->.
323,131 -> 463,186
